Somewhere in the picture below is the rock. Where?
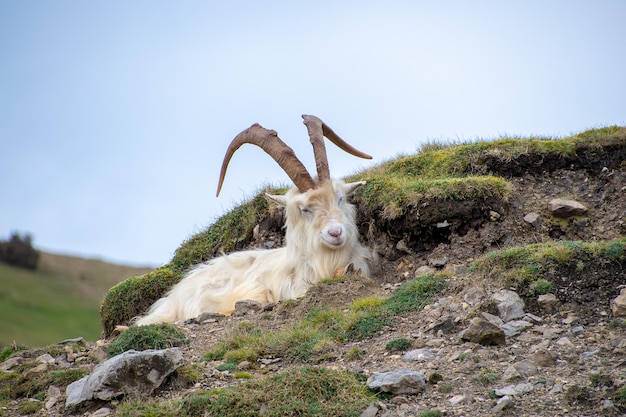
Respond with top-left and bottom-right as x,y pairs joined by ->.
461,317 -> 506,346
428,256 -> 448,268
431,317 -> 455,334
367,369 -> 426,395
45,385 -> 62,410
233,299 -> 265,316
360,404 -> 379,417
492,290 -> 525,321
186,312 -> 226,324
36,353 -> 56,364
547,198 -> 588,218
59,337 -> 85,345
510,360 -> 538,379
415,265 -> 436,276
611,288 -> 626,317
463,286 -> 485,305
402,348 -> 435,362
65,348 -> 184,407
396,239 -> 411,253
481,311 -> 504,326
529,349 -> 557,367
91,408 -> 113,417
490,395 -> 513,413
555,337 -> 575,349
537,293 -> 559,313
0,356 -> 23,371
495,383 -> 534,396
524,212 -> 541,227
500,320 -> 533,337
449,393 -> 470,405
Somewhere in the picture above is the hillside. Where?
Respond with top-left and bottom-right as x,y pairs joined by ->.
2,126 -> 626,416
0,252 -> 152,347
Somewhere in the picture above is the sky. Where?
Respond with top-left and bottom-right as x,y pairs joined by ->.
1,1 -> 625,267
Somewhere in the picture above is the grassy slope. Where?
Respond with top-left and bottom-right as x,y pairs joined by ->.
0,253 -> 152,347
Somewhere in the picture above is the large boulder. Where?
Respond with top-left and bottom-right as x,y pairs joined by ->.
66,348 -> 184,408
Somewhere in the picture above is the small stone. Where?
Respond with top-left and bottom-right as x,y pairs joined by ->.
494,383 -> 534,397
500,320 -> 533,337
0,356 -> 23,371
436,220 -> 450,228
537,293 -> 559,313
367,369 -> 426,395
523,212 -> 541,227
530,349 -> 557,367
611,288 -> 626,317
511,360 -> 538,379
402,348 -> 435,362
396,239 -> 411,253
360,404 -> 379,417
428,256 -> 448,268
415,265 -> 436,276
490,395 -> 513,413
461,317 -> 506,346
449,394 -> 470,405
547,198 -> 588,218
233,299 -> 265,316
91,407 -> 113,417
37,353 -> 56,364
464,286 -> 485,305
492,289 -> 525,321
556,337 -> 575,348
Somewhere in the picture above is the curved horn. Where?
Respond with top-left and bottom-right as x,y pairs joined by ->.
216,123 -> 316,196
301,114 -> 373,184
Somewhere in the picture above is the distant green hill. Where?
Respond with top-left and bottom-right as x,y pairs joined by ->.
0,252 -> 153,347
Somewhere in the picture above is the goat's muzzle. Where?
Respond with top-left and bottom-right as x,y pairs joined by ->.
321,221 -> 346,248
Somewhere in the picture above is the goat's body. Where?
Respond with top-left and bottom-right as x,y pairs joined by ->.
135,181 -> 376,326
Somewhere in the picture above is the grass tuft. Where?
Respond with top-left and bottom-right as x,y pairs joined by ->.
107,323 -> 189,357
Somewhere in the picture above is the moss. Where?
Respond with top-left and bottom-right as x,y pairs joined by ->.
472,237 -> 626,288
357,174 -> 510,220
100,266 -> 181,337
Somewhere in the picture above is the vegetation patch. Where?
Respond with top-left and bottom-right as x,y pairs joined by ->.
107,323 -> 189,357
99,266 -> 181,337
116,366 -> 373,417
203,274 -> 447,364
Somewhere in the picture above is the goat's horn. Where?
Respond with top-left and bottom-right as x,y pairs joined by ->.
301,114 -> 373,184
216,123 -> 316,196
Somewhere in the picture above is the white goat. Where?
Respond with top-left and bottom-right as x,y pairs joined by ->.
135,115 -> 376,325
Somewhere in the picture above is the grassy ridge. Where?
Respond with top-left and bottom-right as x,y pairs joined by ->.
0,253 -> 152,347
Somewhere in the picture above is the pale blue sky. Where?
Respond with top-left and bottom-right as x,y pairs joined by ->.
1,1 -> 624,266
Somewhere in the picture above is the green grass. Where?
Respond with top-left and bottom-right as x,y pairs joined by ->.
0,262 -> 102,347
203,274 -> 447,364
116,366 -> 374,417
471,238 -> 626,287
107,323 -> 189,357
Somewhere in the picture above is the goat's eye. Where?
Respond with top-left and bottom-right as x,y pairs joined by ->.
338,196 -> 344,206
300,206 -> 312,215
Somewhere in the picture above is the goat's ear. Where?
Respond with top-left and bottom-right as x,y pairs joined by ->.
265,193 -> 288,207
343,181 -> 366,195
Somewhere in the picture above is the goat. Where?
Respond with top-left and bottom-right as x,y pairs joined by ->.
135,115 -> 376,325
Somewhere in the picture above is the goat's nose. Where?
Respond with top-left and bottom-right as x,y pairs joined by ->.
328,225 -> 343,237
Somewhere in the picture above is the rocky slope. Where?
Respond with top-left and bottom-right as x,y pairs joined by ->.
2,129 -> 626,417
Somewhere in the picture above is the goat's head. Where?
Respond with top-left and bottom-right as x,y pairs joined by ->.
216,115 -> 372,250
